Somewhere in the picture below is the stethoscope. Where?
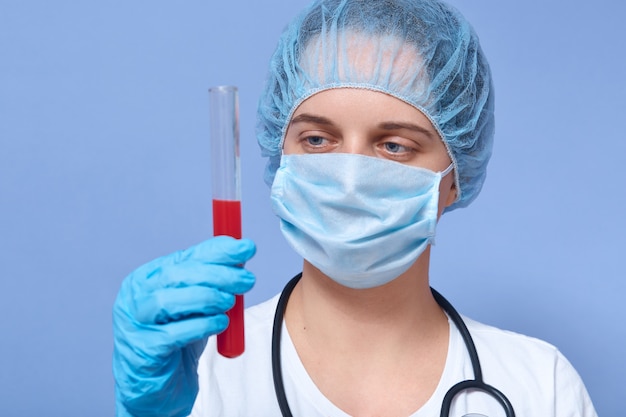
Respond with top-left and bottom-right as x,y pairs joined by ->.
271,274 -> 516,417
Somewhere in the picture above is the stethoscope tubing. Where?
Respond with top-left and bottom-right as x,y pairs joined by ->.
272,274 -> 299,417
272,274 -> 515,417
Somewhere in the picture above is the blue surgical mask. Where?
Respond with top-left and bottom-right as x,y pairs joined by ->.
270,153 -> 453,289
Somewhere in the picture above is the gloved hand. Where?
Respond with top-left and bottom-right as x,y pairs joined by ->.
113,236 -> 256,417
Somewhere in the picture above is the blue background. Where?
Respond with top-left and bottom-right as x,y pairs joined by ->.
1,1 -> 624,415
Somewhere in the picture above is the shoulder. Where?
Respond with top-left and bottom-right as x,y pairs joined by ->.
464,316 -> 569,380
464,316 -> 561,358
462,317 -> 598,416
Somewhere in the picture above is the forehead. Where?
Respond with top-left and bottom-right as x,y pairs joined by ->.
298,30 -> 429,94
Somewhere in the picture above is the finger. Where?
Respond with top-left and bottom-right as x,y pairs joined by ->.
150,314 -> 229,355
127,236 -> 255,276
124,237 -> 256,288
179,236 -> 256,265
117,314 -> 229,361
145,261 -> 256,294
133,286 -> 236,325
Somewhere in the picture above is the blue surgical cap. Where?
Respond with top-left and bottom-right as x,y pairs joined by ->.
257,0 -> 494,211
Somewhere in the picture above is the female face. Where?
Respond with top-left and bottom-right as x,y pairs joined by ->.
283,88 -> 458,215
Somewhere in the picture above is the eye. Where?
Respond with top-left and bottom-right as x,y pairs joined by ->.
383,141 -> 410,154
305,136 -> 327,147
298,134 -> 335,153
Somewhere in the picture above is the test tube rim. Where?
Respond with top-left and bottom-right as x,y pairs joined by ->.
209,85 -> 238,94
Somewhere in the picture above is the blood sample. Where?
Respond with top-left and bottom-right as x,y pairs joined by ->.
209,85 -> 244,358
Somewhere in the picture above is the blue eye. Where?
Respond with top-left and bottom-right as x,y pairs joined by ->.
384,142 -> 408,153
306,136 -> 326,146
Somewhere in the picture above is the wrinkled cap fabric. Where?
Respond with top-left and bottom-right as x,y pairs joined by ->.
256,0 -> 495,211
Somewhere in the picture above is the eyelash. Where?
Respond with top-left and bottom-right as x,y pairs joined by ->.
305,136 -> 327,147
383,141 -> 411,154
296,133 -> 421,160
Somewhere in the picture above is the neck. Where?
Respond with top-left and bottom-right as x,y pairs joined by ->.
284,246 -> 448,353
283,247 -> 451,416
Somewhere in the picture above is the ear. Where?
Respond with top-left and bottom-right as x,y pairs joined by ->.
444,182 -> 458,209
437,176 -> 457,219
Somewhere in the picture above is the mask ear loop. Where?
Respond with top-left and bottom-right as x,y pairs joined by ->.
440,163 -> 455,177
436,163 -> 457,217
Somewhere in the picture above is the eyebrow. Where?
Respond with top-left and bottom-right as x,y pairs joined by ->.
290,113 -> 436,140
378,122 -> 436,141
289,113 -> 334,126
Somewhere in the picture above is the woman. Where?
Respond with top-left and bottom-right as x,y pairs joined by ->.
113,0 -> 598,416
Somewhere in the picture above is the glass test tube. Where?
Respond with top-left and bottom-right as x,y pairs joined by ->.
209,85 -> 244,358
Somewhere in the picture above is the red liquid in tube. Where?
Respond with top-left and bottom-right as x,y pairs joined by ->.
212,199 -> 244,358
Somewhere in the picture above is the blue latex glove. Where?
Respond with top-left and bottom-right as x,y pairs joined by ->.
113,236 -> 256,417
